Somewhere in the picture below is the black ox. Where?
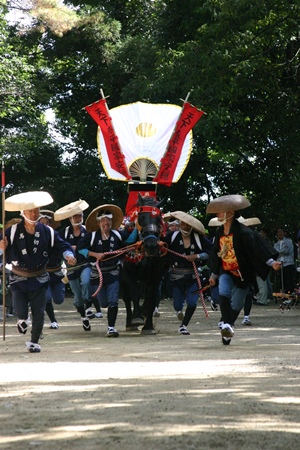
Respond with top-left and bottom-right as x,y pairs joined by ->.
121,194 -> 169,334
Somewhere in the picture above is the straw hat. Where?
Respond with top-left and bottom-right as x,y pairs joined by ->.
239,217 -> 261,227
208,217 -> 223,227
54,200 -> 89,221
4,218 -> 22,230
5,191 -> 53,212
163,212 -> 175,222
169,211 -> 205,235
85,204 -> 124,232
206,194 -> 250,213
163,212 -> 179,226
40,210 -> 61,230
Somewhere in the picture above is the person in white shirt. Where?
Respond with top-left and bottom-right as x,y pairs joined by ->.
274,227 -> 296,293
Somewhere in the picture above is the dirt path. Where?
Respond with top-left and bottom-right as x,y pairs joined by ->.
0,296 -> 299,450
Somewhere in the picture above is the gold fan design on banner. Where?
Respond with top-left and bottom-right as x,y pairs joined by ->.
135,122 -> 157,138
129,158 -> 158,181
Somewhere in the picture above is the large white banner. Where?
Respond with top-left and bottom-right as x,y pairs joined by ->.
97,102 -> 193,182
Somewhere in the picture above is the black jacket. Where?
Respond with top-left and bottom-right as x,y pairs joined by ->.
162,230 -> 212,269
209,220 -> 278,286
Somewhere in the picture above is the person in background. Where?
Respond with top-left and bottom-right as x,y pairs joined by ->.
274,227 -> 296,294
162,211 -> 212,335
254,226 -> 275,304
297,235 -> 300,284
168,219 -> 180,234
54,200 -> 102,332
237,216 -> 261,323
78,204 -> 138,337
39,210 -> 64,329
160,218 -> 180,303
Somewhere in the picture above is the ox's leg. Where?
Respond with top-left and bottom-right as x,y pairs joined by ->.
131,280 -> 144,325
120,269 -> 133,328
141,259 -> 169,335
141,288 -> 156,334
141,281 -> 160,334
121,265 -> 144,329
122,285 -> 133,328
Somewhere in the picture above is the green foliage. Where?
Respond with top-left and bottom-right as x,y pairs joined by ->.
0,10 -> 52,164
1,0 -> 300,236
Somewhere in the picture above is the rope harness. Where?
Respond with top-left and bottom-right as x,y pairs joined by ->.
90,202 -> 209,318
92,242 -> 142,297
91,239 -> 209,319
137,205 -> 162,243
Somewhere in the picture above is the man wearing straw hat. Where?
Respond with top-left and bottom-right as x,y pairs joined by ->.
39,210 -> 64,330
54,199 -> 102,332
0,191 -> 76,353
206,194 -> 281,345
77,204 -> 138,337
162,211 -> 212,335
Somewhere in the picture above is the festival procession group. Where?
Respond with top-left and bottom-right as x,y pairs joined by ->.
0,190 -> 282,353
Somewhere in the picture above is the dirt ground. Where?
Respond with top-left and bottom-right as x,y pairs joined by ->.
0,293 -> 299,450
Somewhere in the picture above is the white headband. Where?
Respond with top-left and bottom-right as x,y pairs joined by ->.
97,213 -> 113,221
40,214 -> 52,220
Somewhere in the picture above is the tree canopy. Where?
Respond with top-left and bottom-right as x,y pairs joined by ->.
1,0 -> 300,236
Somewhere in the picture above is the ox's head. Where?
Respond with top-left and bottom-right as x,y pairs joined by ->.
137,193 -> 164,256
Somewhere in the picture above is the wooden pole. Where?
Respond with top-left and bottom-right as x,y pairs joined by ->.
1,161 -> 6,340
180,91 -> 191,104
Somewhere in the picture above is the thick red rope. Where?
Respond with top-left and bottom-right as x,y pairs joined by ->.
91,241 -> 209,319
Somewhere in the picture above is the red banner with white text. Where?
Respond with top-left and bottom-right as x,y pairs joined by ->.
85,99 -> 131,180
153,103 -> 204,186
